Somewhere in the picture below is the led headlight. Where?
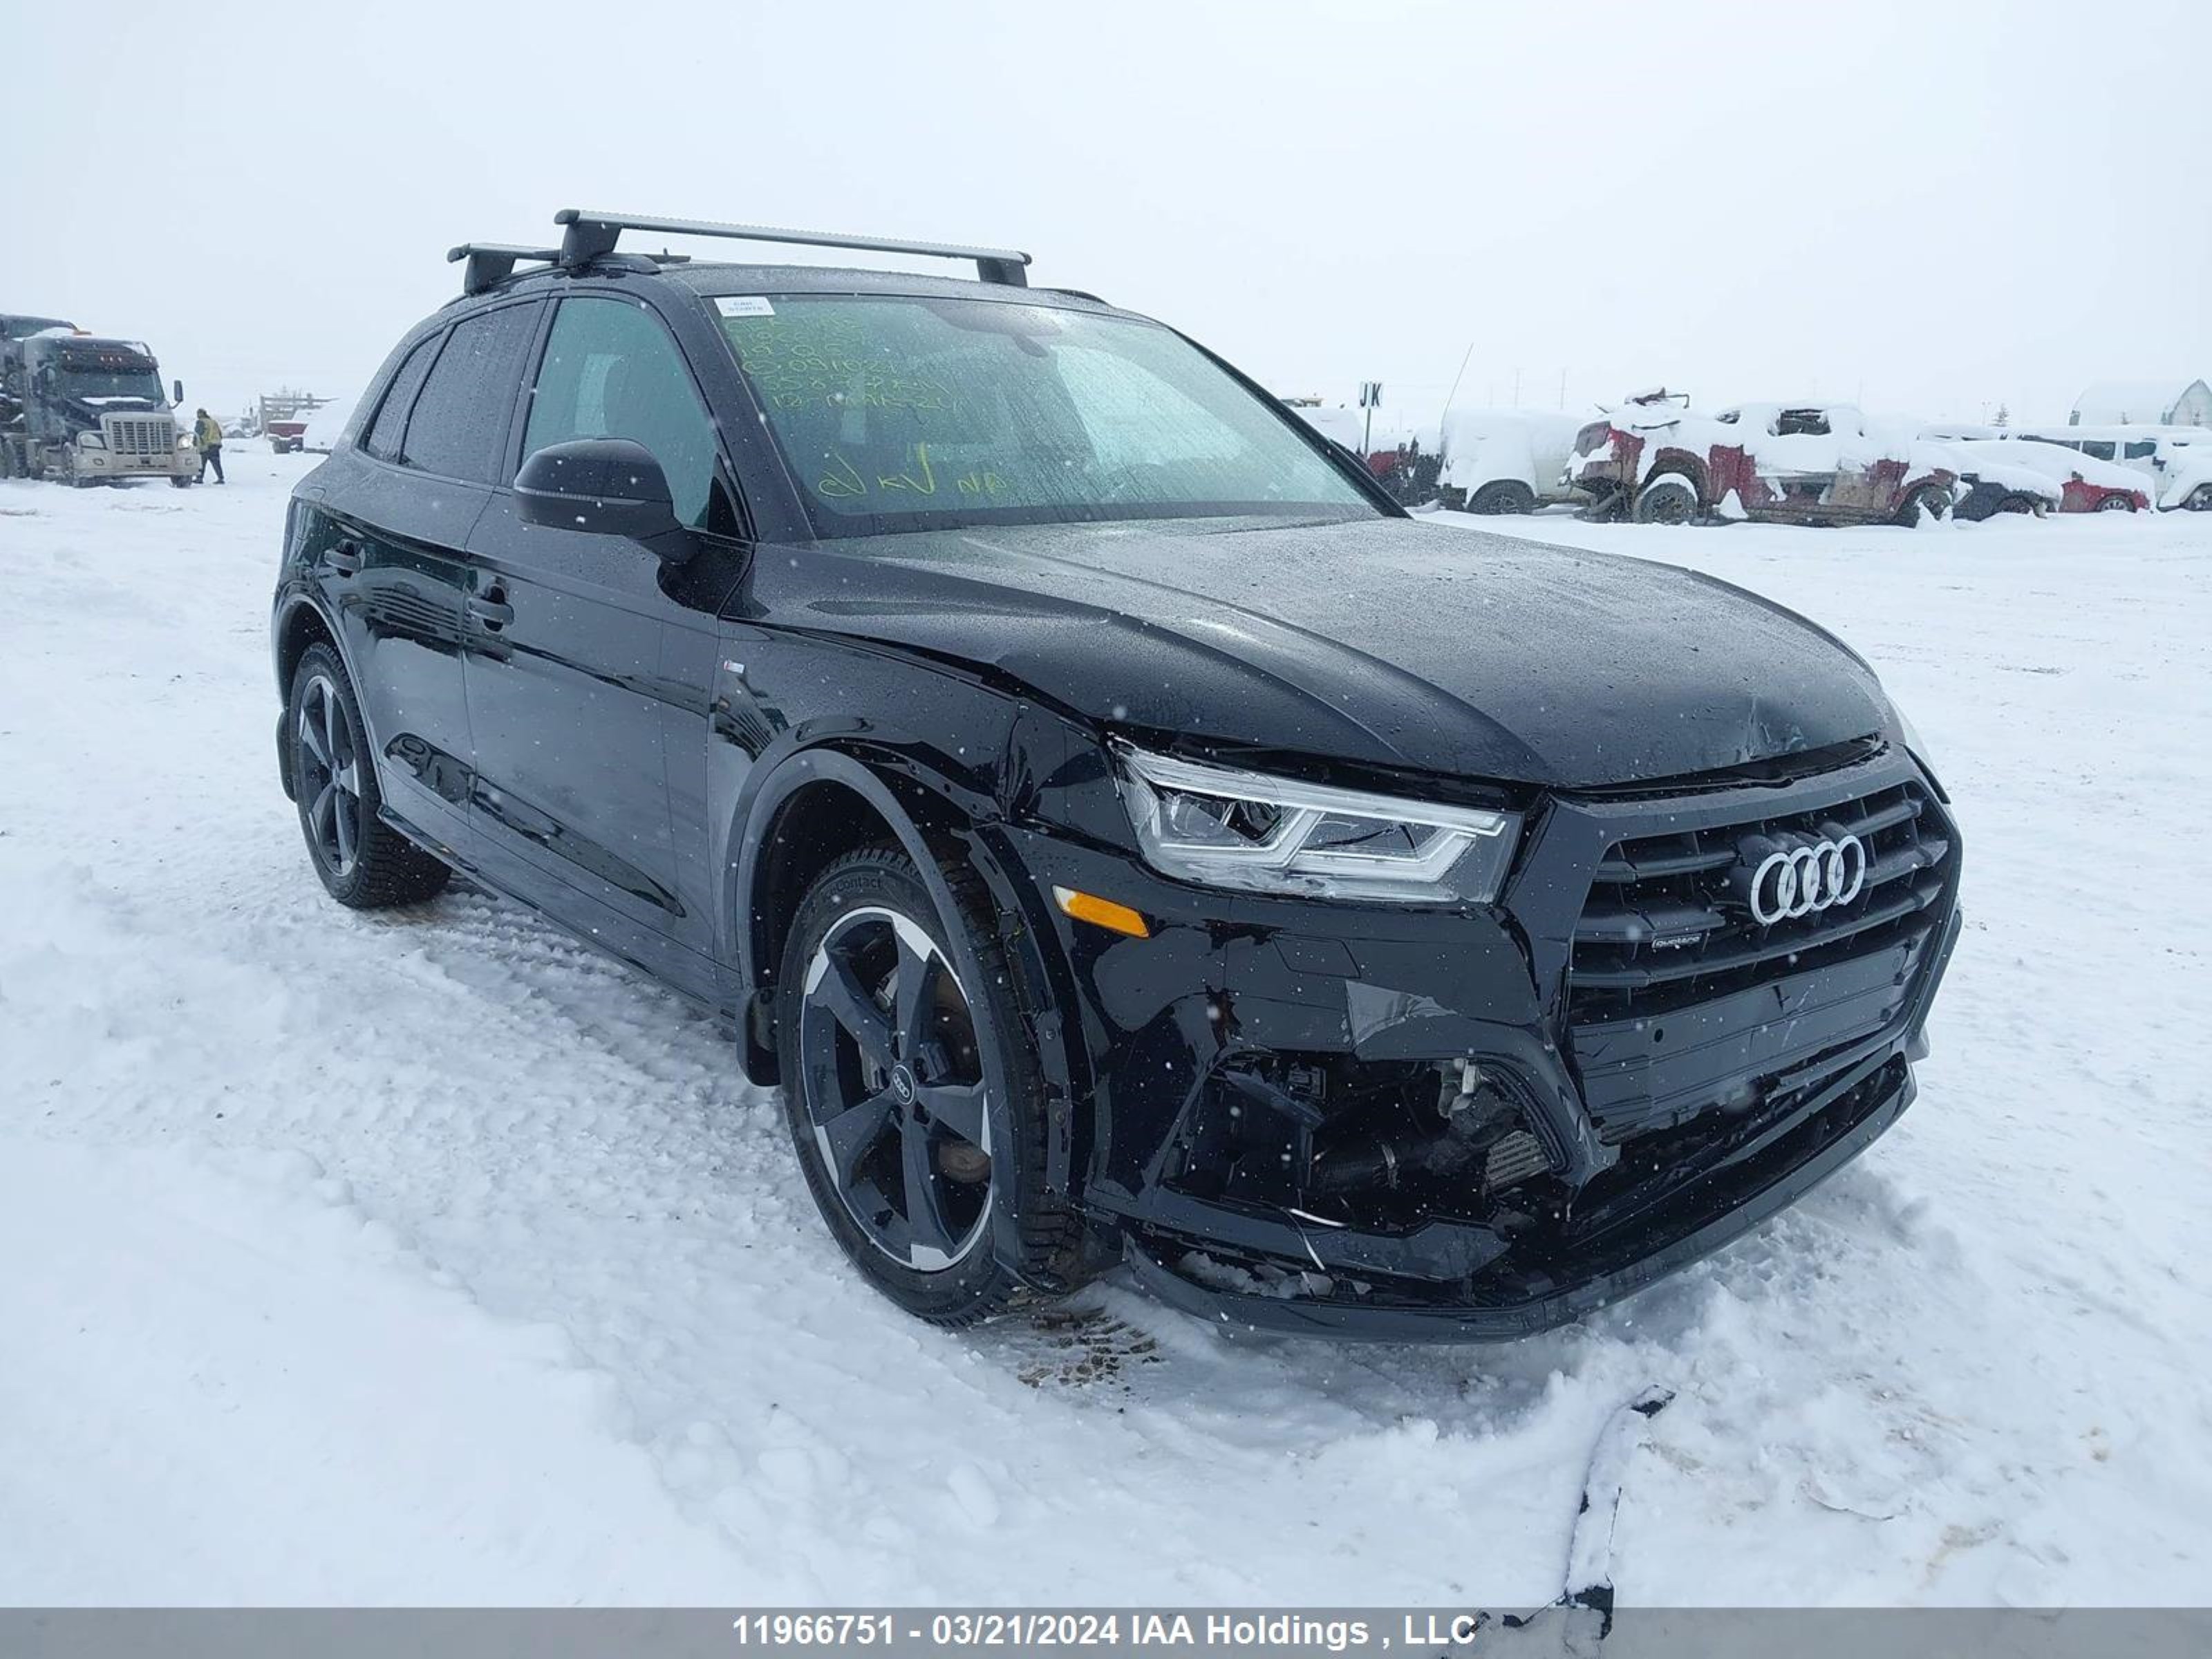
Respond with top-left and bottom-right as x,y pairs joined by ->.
1114,743 -> 1520,905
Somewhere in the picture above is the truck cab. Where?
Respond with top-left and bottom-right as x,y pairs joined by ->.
1,332 -> 196,487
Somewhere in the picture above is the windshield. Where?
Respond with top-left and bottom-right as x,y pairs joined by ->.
51,352 -> 163,403
713,295 -> 1378,537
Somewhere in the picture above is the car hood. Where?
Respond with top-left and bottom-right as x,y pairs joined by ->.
760,515 -> 1891,788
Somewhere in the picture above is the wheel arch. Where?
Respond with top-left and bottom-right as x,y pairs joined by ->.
727,740 -> 1091,1201
727,748 -> 1035,1060
272,591 -> 346,701
1644,447 -> 1711,499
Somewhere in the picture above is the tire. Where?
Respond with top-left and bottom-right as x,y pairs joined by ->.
1996,494 -> 2040,516
169,475 -> 193,489
1468,480 -> 1536,516
776,847 -> 1091,1327
2096,493 -> 2136,513
1897,485 -> 1951,526
1632,474 -> 1699,525
287,643 -> 452,908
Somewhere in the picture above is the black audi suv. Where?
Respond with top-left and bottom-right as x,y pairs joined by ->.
270,209 -> 1961,1339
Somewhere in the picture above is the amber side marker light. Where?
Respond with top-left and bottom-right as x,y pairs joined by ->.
1052,885 -> 1151,939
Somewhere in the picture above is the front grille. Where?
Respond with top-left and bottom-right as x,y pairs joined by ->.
1566,780 -> 1951,1142
104,417 -> 173,458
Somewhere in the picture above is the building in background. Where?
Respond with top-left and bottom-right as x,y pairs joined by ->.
2070,379 -> 2212,427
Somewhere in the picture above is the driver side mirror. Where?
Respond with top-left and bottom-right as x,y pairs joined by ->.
172,379 -> 184,406
514,438 -> 694,561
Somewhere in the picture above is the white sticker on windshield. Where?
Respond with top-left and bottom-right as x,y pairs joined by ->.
714,296 -> 776,318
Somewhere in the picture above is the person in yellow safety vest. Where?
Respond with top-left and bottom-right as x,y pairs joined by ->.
194,409 -> 225,485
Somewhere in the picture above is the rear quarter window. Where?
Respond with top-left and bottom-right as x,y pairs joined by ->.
395,303 -> 540,482
361,335 -> 440,462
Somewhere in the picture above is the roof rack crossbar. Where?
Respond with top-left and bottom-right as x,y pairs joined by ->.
447,243 -> 561,297
551,209 -> 1031,287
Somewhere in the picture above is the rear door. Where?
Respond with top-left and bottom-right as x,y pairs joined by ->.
311,322 -> 493,852
462,291 -> 745,996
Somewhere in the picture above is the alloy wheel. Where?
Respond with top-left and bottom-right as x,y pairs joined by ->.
297,673 -> 364,879
796,906 -> 993,1271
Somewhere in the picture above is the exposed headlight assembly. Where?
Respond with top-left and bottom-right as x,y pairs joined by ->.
1114,742 -> 1520,905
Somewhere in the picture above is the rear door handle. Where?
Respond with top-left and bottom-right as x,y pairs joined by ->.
467,588 -> 514,630
326,538 -> 363,574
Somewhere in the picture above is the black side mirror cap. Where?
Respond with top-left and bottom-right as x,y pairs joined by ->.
514,438 -> 695,561
172,379 -> 185,406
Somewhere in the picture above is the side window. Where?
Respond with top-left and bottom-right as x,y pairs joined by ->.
362,334 -> 439,461
399,303 -> 540,482
2124,440 -> 2155,460
2081,440 -> 2117,461
523,297 -> 720,529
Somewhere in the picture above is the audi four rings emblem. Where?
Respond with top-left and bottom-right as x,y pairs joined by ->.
1748,835 -> 1868,924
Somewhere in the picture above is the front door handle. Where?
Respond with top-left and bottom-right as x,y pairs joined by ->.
467,587 -> 514,630
326,538 -> 363,574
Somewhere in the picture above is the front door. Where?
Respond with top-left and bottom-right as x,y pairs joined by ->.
463,292 -> 744,998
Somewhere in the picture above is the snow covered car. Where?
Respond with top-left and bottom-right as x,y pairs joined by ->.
2012,426 -> 2212,512
1991,439 -> 2149,514
1925,439 -> 2060,521
1436,409 -> 1586,514
295,394 -> 358,456
1571,396 -> 1959,527
269,210 -> 1960,1340
2150,434 -> 2212,512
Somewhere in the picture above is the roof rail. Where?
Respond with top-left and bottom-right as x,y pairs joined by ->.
447,243 -> 560,297
551,209 -> 1031,287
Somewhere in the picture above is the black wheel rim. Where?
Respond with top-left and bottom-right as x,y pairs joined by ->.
297,674 -> 364,879
797,907 -> 993,1271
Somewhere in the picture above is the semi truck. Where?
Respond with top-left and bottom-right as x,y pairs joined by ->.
0,319 -> 197,487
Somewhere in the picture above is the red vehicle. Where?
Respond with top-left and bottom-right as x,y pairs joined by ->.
1923,431 -> 2152,514
2005,440 -> 2151,514
1571,395 -> 1958,527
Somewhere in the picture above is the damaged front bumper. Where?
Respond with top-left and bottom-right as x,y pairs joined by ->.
1001,741 -> 1962,1341
1125,1044 -> 1928,1340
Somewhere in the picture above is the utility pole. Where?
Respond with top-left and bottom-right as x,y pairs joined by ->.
1438,343 -> 1475,432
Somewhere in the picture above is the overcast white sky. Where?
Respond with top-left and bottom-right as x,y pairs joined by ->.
9,1 -> 2205,429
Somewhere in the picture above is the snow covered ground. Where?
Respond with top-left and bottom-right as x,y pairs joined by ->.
2,453 -> 2208,1606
